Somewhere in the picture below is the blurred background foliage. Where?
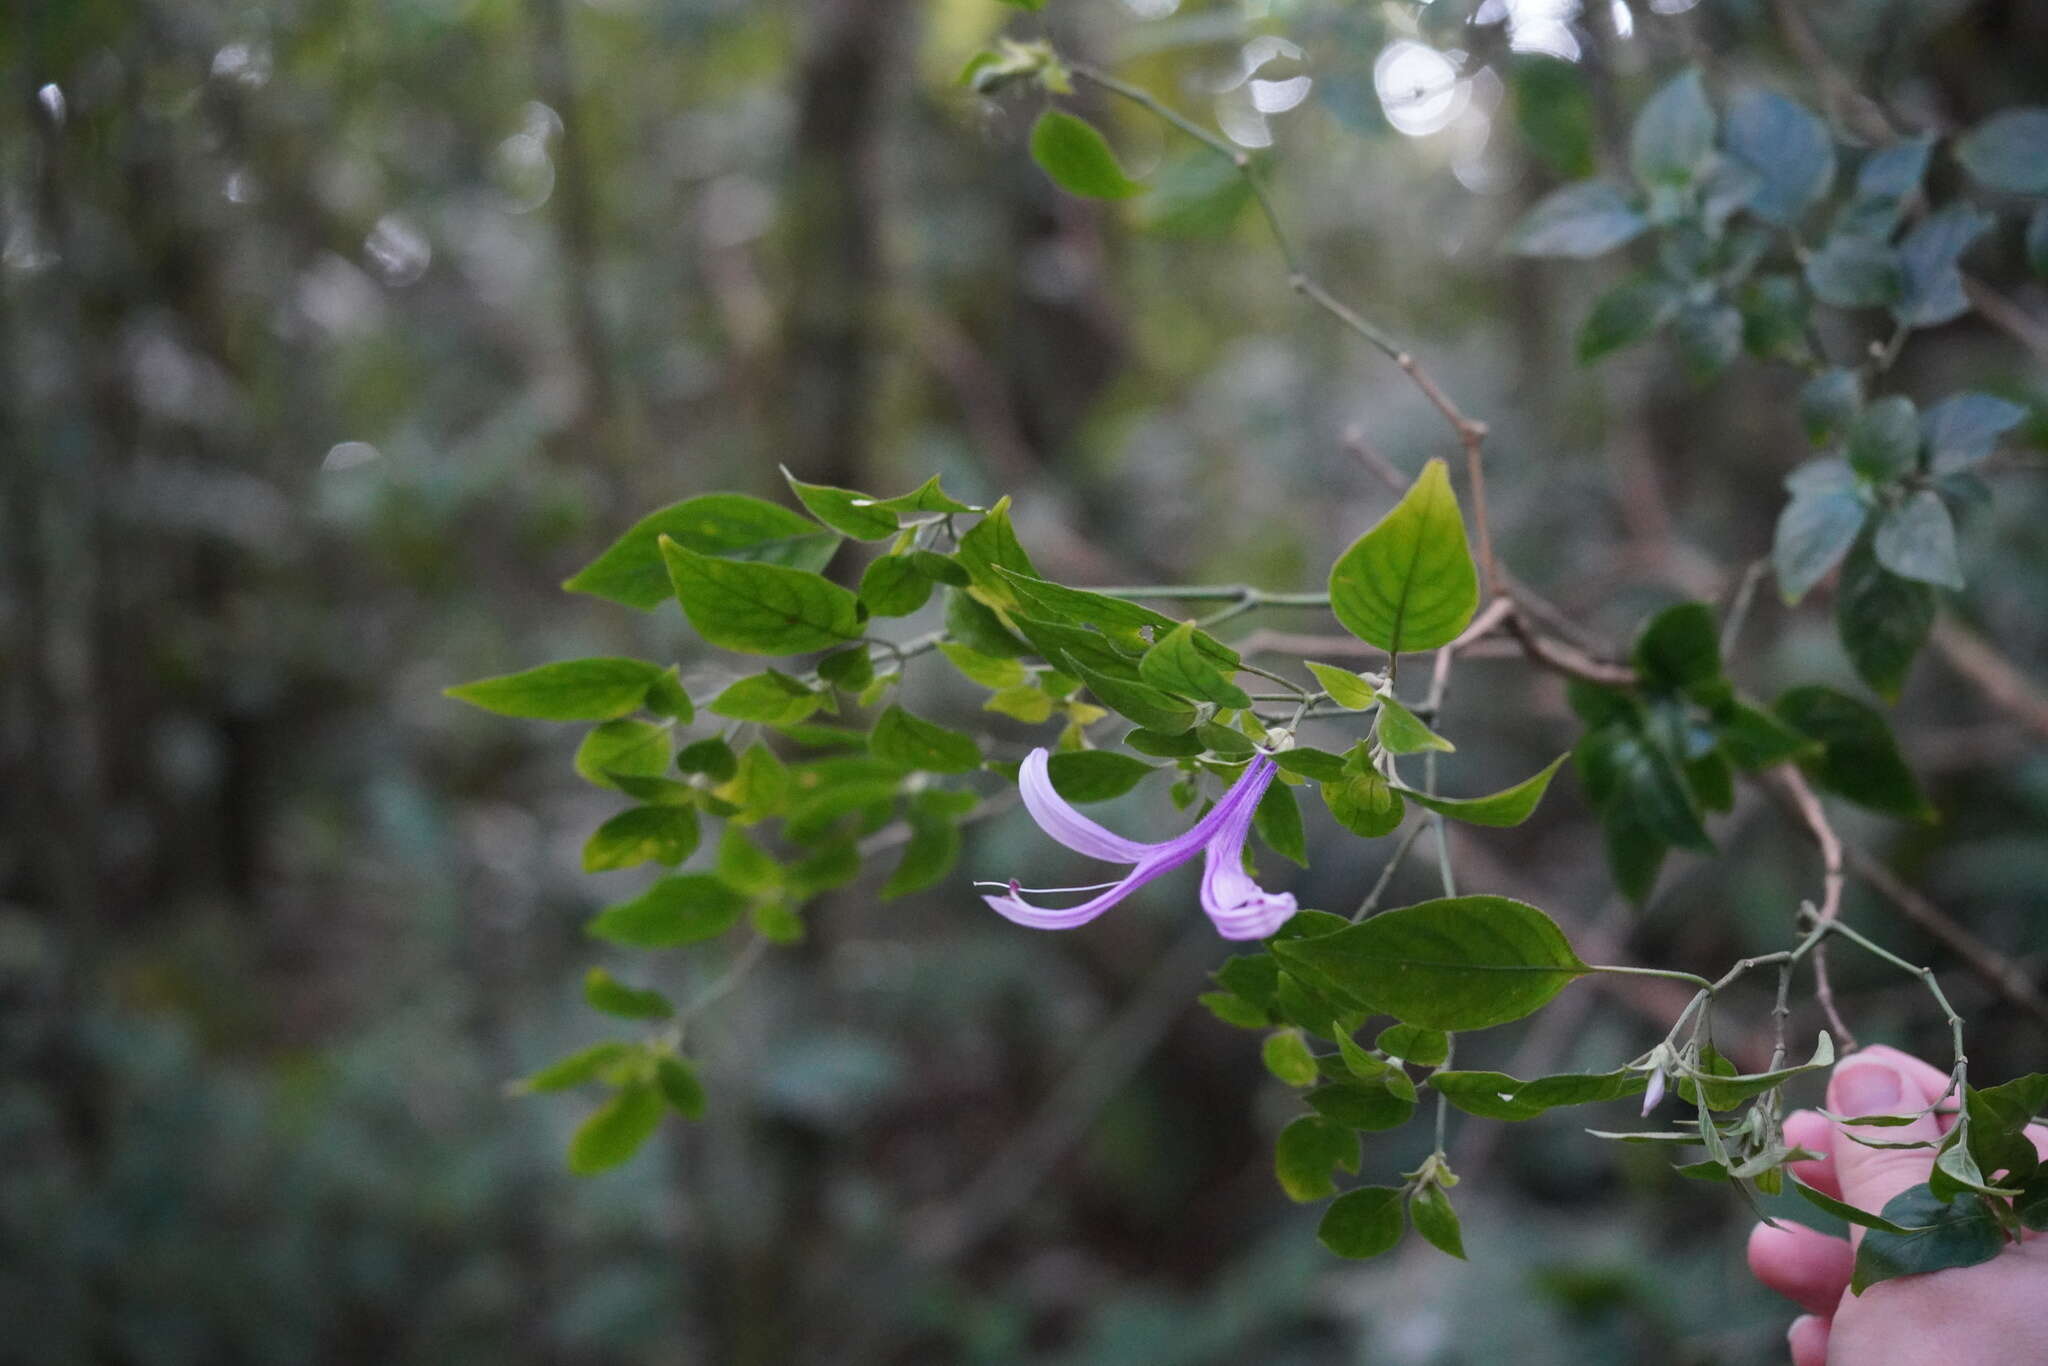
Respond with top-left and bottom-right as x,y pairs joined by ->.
4,0 -> 2047,1361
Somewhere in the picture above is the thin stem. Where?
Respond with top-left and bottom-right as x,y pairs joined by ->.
676,934 -> 769,1035
1088,583 -> 1332,607
1591,963 -> 1718,992
1353,820 -> 1430,920
1433,1035 -> 1455,1155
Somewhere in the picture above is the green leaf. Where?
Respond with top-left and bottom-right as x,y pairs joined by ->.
1740,274 -> 1812,362
954,498 -> 1040,611
1272,746 -> 1349,782
1691,1033 -> 1835,1109
1630,68 -> 1715,187
1274,1116 -> 1360,1202
1576,725 -> 1710,851
1955,107 -> 2048,194
1272,895 -> 1587,1031
568,1083 -> 665,1175
1800,369 -> 1864,445
1633,602 -> 1721,692
574,720 -> 671,790
1308,1080 -> 1415,1131
677,737 -> 739,781
945,587 -> 1031,658
2019,1168 -> 2048,1232
583,967 -> 674,1021
1672,302 -> 1743,385
993,570 -> 1236,668
660,537 -> 860,655
655,1057 -> 707,1119
1046,751 -> 1156,802
938,642 -> 1028,689
1723,88 -> 1834,225
1324,771 -> 1406,838
1127,727 -> 1207,758
1789,1176 -> 1919,1235
1199,990 -> 1271,1030
1328,458 -> 1479,655
582,806 -> 701,872
1305,661 -> 1379,710
1071,659 -> 1198,734
1774,489 -> 1868,604
1578,277 -> 1679,363
1508,180 -> 1647,257
1873,490 -> 1963,590
869,704 -> 980,774
1029,109 -> 1145,200
1775,685 -> 1934,821
1923,393 -> 2028,474
587,875 -> 749,948
1836,536 -> 1935,702
565,494 -> 838,610
2030,205 -> 2048,279
1431,1067 -> 1645,1119
709,670 -> 822,726
781,469 -> 899,539
1850,1184 -> 2004,1294
1805,233 -> 1903,313
715,826 -> 781,896
1139,622 -> 1252,708
448,658 -> 667,721
858,553 -> 935,618
1895,204 -> 1993,330
1395,755 -> 1566,828
1410,1185 -> 1467,1259
1848,396 -> 1921,481
818,646 -> 875,692
1319,1187 -> 1407,1260
1376,1023 -> 1449,1067
881,800 -> 961,898
983,684 -> 1055,723
1254,782 -> 1308,866
1715,700 -> 1820,770
908,549 -> 972,586
1376,694 -> 1454,754
1262,1029 -> 1321,1087
516,1042 -> 634,1094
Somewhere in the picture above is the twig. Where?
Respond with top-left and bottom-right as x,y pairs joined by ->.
1930,616 -> 2048,742
1775,767 -> 1857,1050
1963,275 -> 2048,371
1353,820 -> 1431,920
1342,425 -> 1408,494
1719,557 -> 1769,661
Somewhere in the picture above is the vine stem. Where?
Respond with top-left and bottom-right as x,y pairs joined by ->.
1776,767 -> 1857,1050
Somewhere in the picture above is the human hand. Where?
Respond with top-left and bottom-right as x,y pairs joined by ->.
1746,1045 -> 2048,1365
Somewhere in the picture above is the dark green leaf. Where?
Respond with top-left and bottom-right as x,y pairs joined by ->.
1507,180 -> 1647,258
1715,700 -> 1821,770
1328,458 -> 1478,655
1126,727 -> 1206,758
587,875 -> 749,948
676,737 -> 739,781
1273,746 -> 1350,781
1431,1067 -> 1645,1119
953,498 -> 1040,612
1873,490 -> 1963,590
1630,68 -> 1715,187
1307,1080 -> 1416,1131
1410,1185 -> 1467,1259
1739,274 -> 1810,361
1850,1184 -> 2004,1294
447,658 -> 666,721
582,806 -> 701,872
1275,1116 -> 1360,1202
1633,602 -> 1721,692
1955,107 -> 2048,194
1046,750 -> 1157,802
908,549 -> 972,586
1273,895 -> 1587,1031
565,494 -> 838,610
661,537 -> 861,655
568,1083 -> 665,1175
1324,770 -> 1405,838
944,588 -> 1030,658
1395,755 -> 1566,828
1723,88 -> 1834,224
1800,369 -> 1864,445
869,704 -> 980,774
859,554 -> 935,618
1790,1175 -> 1918,1234
1692,1033 -> 1835,1109
818,646 -> 875,691
1836,537 -> 1935,704
1139,621 -> 1252,708
1029,109 -> 1145,199
584,967 -> 674,1021
2030,205 -> 2048,279
1775,685 -> 1934,820
1847,395 -> 1920,481
1254,782 -> 1308,866
781,469 -> 899,539
1071,659 -> 1199,734
1511,55 -> 1596,177
1578,277 -> 1678,363
710,670 -> 822,726
655,1057 -> 707,1119
1376,1024 -> 1449,1067
1319,1186 -> 1407,1260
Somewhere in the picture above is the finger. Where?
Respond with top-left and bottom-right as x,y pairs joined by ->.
1828,1050 -> 1949,1246
2030,1121 -> 2048,1162
1787,1314 -> 1830,1366
1747,1220 -> 1854,1315
1784,1109 -> 1838,1198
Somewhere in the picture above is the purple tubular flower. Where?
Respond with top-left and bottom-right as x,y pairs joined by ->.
981,747 -> 1298,941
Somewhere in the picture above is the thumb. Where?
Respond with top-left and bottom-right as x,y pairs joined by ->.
1827,1049 -> 1946,1243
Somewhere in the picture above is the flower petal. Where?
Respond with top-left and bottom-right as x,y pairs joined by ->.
1015,748 -> 1158,865
1197,762 -> 1298,940
981,854 -> 1181,931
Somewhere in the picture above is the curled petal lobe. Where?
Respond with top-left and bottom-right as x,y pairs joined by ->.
1015,748 -> 1157,864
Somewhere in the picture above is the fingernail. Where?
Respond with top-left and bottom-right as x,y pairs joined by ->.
1834,1061 -> 1902,1115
